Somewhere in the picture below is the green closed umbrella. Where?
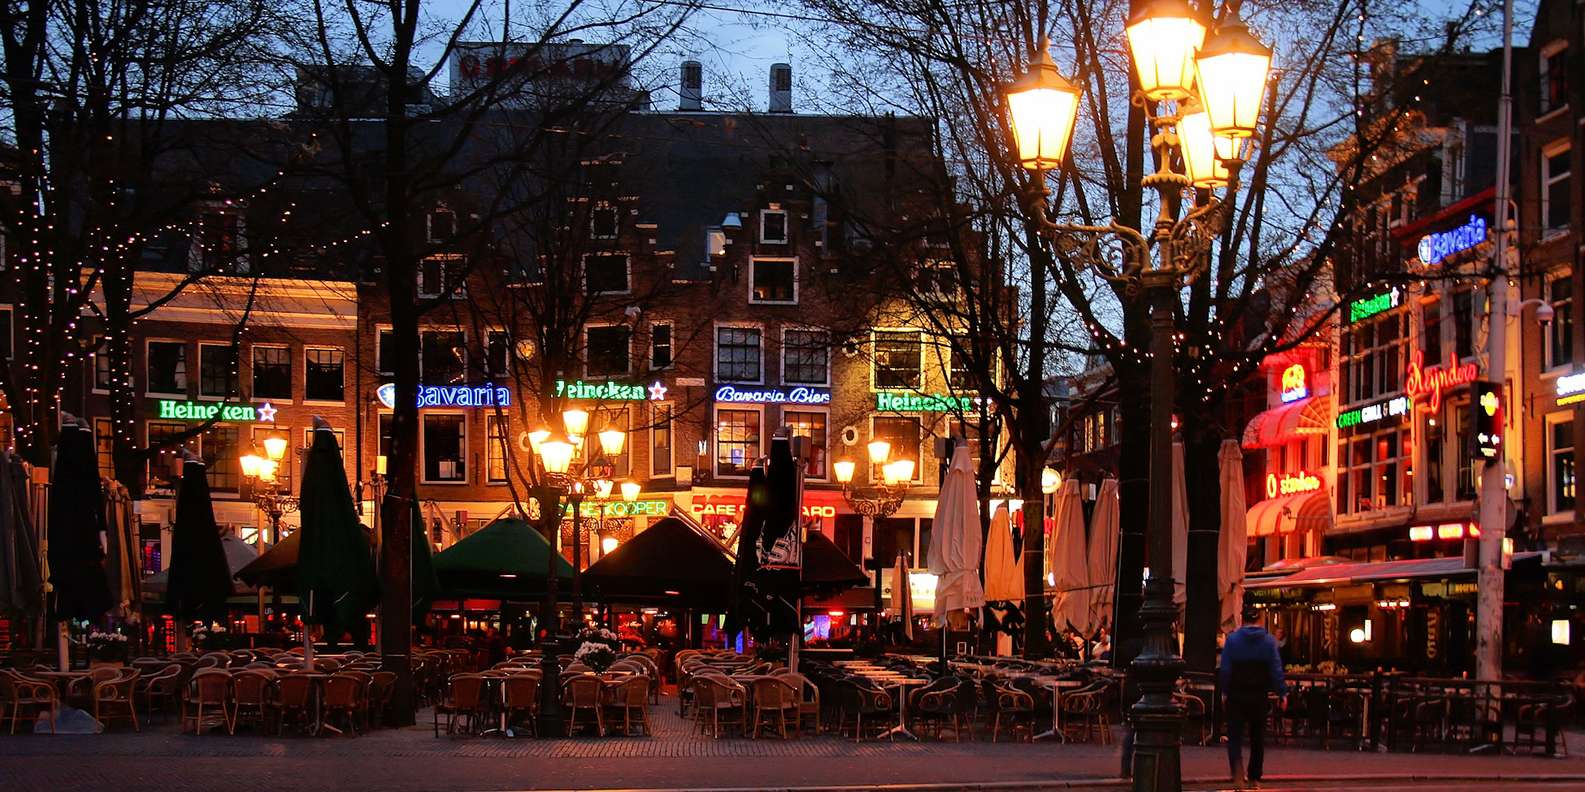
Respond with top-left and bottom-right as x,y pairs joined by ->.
409,502 -> 438,618
165,457 -> 235,623
296,423 -> 379,653
432,517 -> 572,600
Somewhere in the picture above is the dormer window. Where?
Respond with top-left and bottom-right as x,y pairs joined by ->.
759,209 -> 788,244
591,203 -> 619,239
1540,41 -> 1569,115
192,210 -> 246,273
427,207 -> 456,244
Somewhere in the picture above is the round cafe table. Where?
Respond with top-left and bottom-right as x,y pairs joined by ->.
1032,677 -> 1084,742
876,677 -> 929,741
32,670 -> 94,699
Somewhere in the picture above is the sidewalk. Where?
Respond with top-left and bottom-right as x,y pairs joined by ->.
1,697 -> 1581,792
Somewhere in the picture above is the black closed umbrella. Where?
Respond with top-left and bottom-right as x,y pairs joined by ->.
296,423 -> 379,650
165,457 -> 236,623
726,465 -> 769,642
47,421 -> 111,622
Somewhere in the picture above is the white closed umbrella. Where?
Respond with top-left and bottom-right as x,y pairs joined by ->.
1171,440 -> 1188,609
1050,479 -> 1090,635
1087,479 -> 1119,634
983,503 -> 1023,603
890,553 -> 914,641
1218,440 -> 1249,634
928,446 -> 985,620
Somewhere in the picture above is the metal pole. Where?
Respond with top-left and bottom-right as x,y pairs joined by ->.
572,493 -> 585,626
1476,0 -> 1515,687
536,485 -> 565,736
1128,272 -> 1185,791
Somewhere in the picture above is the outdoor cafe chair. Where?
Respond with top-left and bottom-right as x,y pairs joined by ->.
138,664 -> 184,722
321,675 -> 364,736
271,674 -> 316,736
692,676 -> 746,739
782,672 -> 822,736
750,677 -> 799,739
1,669 -> 57,735
564,675 -> 606,736
367,672 -> 397,728
230,670 -> 275,735
434,673 -> 486,737
605,676 -> 651,737
501,675 -> 539,736
913,678 -> 968,741
835,679 -> 894,743
92,670 -> 140,732
564,663 -> 593,675
988,682 -> 1035,743
183,670 -> 232,735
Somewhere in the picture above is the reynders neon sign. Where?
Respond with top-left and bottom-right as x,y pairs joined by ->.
376,383 -> 512,409
1417,215 -> 1487,266
1265,470 -> 1321,499
1279,364 -> 1308,403
714,385 -> 831,405
1404,350 -> 1478,412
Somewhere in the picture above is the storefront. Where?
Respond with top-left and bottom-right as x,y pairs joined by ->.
1242,349 -> 1335,567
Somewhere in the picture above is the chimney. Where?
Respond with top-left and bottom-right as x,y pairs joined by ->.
679,60 -> 703,111
769,63 -> 792,113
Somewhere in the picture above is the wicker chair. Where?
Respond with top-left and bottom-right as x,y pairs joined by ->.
138,664 -> 184,721
750,677 -> 800,739
183,669 -> 232,735
502,675 -> 539,735
319,675 -> 363,735
229,670 -> 275,735
366,671 -> 397,728
836,680 -> 895,742
914,678 -> 970,741
433,673 -> 486,737
784,672 -> 822,735
606,676 -> 651,736
271,674 -> 316,736
1,670 -> 57,734
563,675 -> 606,737
692,676 -> 746,738
92,670 -> 141,732
988,682 -> 1036,743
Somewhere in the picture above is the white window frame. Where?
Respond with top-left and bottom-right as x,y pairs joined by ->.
418,254 -> 466,299
590,202 -> 619,240
484,329 -> 512,379
749,257 -> 798,305
782,326 -> 830,386
713,322 -> 764,385
486,413 -> 509,485
1546,410 -> 1576,523
248,344 -> 293,403
303,346 -> 347,404
196,342 -> 238,401
419,327 -> 467,384
375,325 -> 395,377
758,208 -> 789,244
584,322 -> 633,378
419,410 -> 469,485
784,406 -> 830,481
1539,39 -> 1569,118
712,403 -> 764,479
582,252 -> 632,295
1542,140 -> 1572,238
870,328 -> 925,391
869,414 -> 922,484
426,206 -> 456,244
1545,274 -> 1573,373
145,338 -> 189,398
89,335 -> 111,395
649,401 -> 675,479
649,321 -> 674,372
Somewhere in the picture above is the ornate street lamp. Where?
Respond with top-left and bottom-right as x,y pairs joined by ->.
834,442 -> 914,640
1194,12 -> 1273,140
1005,40 -> 1081,171
1125,0 -> 1206,102
241,435 -> 298,626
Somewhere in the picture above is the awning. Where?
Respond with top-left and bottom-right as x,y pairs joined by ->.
1246,488 -> 1332,538
1246,551 -> 1541,589
1242,395 -> 1333,449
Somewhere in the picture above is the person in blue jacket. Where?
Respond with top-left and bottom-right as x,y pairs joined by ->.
1219,604 -> 1286,788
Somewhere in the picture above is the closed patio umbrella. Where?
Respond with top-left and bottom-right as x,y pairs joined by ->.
1049,479 -> 1089,636
1086,479 -> 1119,635
1217,440 -> 1249,634
1172,440 -> 1187,609
983,503 -> 1022,603
890,553 -> 913,642
47,421 -> 112,623
296,421 -> 379,653
0,450 -> 43,619
430,516 -> 573,599
928,446 -> 985,617
409,501 -> 438,618
147,534 -> 257,596
582,516 -> 734,607
165,456 -> 236,624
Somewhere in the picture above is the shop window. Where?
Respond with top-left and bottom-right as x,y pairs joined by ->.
486,414 -> 509,484
873,331 -> 922,389
751,258 -> 796,304
202,425 -> 240,492
785,410 -> 828,478
251,346 -> 291,400
422,413 -> 466,483
1548,276 -> 1573,370
146,341 -> 187,396
714,407 -> 760,477
420,330 -> 465,384
585,325 -> 631,377
584,253 -> 630,294
304,348 -> 345,402
650,403 -> 673,477
783,329 -> 828,385
716,327 -> 762,383
1551,418 -> 1575,515
1337,424 -> 1410,514
1543,145 -> 1572,235
872,416 -> 921,482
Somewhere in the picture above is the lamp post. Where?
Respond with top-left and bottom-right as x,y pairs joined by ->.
834,440 -> 915,640
526,410 -> 627,737
1002,6 -> 1272,789
240,434 -> 297,626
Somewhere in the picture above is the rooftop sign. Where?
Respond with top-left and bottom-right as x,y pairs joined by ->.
1336,395 -> 1410,429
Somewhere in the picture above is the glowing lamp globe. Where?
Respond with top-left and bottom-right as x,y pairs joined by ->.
866,440 -> 892,465
833,459 -> 857,484
1005,39 -> 1081,170
620,480 -> 641,502
1177,100 -> 1235,188
1041,466 -> 1061,494
562,408 -> 590,440
601,536 -> 619,555
1194,12 -> 1272,139
527,428 -> 552,455
263,434 -> 289,462
1126,0 -> 1207,102
240,453 -> 263,478
539,440 -> 575,475
598,428 -> 626,457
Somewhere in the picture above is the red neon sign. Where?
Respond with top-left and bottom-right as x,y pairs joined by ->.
1280,364 -> 1309,403
689,494 -> 838,519
1404,350 -> 1478,412
1265,470 -> 1322,499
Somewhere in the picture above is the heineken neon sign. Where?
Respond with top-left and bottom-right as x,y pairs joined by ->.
1336,395 -> 1409,429
1347,287 -> 1402,323
156,399 -> 277,423
554,379 -> 668,401
376,383 -> 512,409
876,392 -> 974,412
561,498 -> 670,518
1417,215 -> 1487,266
713,385 -> 830,405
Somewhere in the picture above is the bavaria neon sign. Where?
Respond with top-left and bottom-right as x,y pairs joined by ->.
713,385 -> 830,405
554,379 -> 667,401
1348,287 -> 1402,323
1404,350 -> 1478,412
156,399 -> 277,423
376,383 -> 512,409
875,392 -> 975,412
1266,470 -> 1322,499
1279,364 -> 1308,403
1416,215 -> 1487,266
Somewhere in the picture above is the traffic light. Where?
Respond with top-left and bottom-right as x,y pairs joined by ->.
1471,380 -> 1503,461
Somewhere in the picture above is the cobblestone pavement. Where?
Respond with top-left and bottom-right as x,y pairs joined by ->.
2,695 -> 1582,791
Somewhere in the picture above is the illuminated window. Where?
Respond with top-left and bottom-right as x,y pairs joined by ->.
714,408 -> 760,477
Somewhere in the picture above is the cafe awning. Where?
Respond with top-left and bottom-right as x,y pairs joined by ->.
1246,488 -> 1332,538
1246,551 -> 1542,589
1242,395 -> 1332,449
581,516 -> 734,606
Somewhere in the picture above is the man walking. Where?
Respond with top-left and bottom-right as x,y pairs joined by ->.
1219,605 -> 1285,789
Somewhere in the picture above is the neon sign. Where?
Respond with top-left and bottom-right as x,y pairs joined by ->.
376,383 -> 511,409
561,498 -> 670,518
1404,350 -> 1478,411
1347,287 -> 1402,323
1279,364 -> 1308,403
875,392 -> 975,412
553,379 -> 668,401
1265,470 -> 1321,499
1416,214 -> 1487,266
1336,395 -> 1410,428
1557,371 -> 1585,406
714,385 -> 831,405
688,493 -> 838,520
156,399 -> 276,423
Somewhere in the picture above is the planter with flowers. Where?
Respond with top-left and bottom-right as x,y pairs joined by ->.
85,629 -> 130,665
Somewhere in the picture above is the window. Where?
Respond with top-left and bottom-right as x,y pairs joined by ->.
873,517 -> 915,568
785,410 -> 828,479
947,344 -> 975,392
650,323 -> 673,371
92,337 -> 112,391
485,331 -> 511,379
377,329 -> 396,376
751,258 -> 796,304
588,408 -> 630,478
304,348 -> 345,402
146,341 -> 188,396
1425,413 -> 1445,504
1549,276 -> 1573,370
303,427 -> 346,459
1540,43 -> 1569,115
716,326 -> 762,383
427,207 -> 456,243
872,416 -> 921,482
1551,417 -> 1575,515
650,403 -> 673,477
783,329 -> 828,385
1543,145 -> 1572,234
486,414 -> 509,484
378,413 -> 394,461
1452,398 -> 1477,501
586,325 -> 631,376
873,331 -> 923,389
590,203 -> 619,239
584,254 -> 630,294
94,418 -> 114,481
253,426 -> 293,493
201,425 -> 240,492
146,421 -> 187,493
1453,289 -> 1474,359
198,344 -> 237,399
1336,424 -> 1411,514
759,209 -> 788,244
251,346 -> 291,400
418,256 -> 466,298
0,307 -> 11,360
714,407 -> 761,477
422,414 -> 466,483
196,211 -> 241,271
420,330 -> 465,384
1340,313 -> 1405,405
1421,299 -> 1442,364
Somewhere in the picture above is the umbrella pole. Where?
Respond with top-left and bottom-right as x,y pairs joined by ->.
303,591 -> 315,665
57,620 -> 69,671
